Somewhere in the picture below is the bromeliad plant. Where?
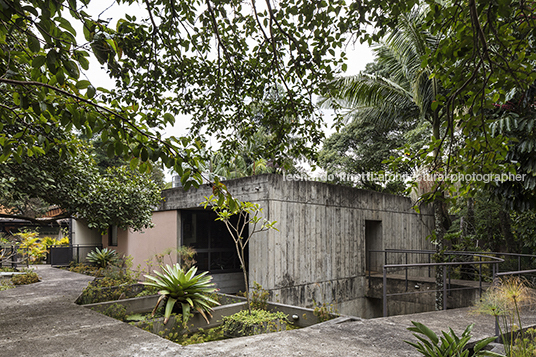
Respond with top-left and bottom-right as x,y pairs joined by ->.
405,321 -> 504,357
141,264 -> 219,324
86,247 -> 119,268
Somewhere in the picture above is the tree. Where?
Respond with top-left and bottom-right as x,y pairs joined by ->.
321,8 -> 443,186
0,0 -> 349,190
322,8 -> 453,309
0,137 -> 161,232
319,51 -> 431,194
202,190 -> 277,313
489,84 -> 536,210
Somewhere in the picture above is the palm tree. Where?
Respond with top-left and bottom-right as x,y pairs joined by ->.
322,7 -> 450,310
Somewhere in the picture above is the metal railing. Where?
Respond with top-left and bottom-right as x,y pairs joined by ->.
47,244 -> 103,266
368,249 -> 536,317
0,244 -> 29,268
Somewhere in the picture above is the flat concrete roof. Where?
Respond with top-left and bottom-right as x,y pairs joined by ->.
1,265 -> 534,356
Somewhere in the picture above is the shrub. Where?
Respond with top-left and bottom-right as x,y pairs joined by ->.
66,263 -> 101,276
16,232 -> 46,263
141,264 -> 219,324
0,280 -> 14,291
11,270 -> 40,285
513,328 -> 536,356
76,281 -> 146,305
221,309 -> 289,337
313,300 -> 338,322
87,247 -> 118,268
250,281 -> 269,311
14,231 -> 69,264
95,303 -> 127,321
177,327 -> 225,346
473,276 -> 536,356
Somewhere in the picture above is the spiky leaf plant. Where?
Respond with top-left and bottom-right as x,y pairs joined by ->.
405,321 -> 504,357
86,247 -> 118,268
141,264 -> 219,324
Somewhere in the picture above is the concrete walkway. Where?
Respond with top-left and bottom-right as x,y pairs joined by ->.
0,266 -> 533,356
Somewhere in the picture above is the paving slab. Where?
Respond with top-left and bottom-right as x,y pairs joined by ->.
1,266 -> 535,357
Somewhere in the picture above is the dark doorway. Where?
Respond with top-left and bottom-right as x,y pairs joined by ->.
365,220 -> 382,273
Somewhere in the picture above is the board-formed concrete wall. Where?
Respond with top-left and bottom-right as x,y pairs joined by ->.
160,174 -> 435,317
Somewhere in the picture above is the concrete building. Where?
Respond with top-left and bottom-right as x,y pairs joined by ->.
103,174 -> 435,318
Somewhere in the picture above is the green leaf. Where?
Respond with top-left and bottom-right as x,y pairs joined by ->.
57,17 -> 77,36
141,147 -> 149,162
410,321 -> 439,344
46,50 -> 58,73
76,80 -> 91,89
32,55 -> 46,68
163,113 -> 175,124
86,85 -> 96,99
130,157 -> 139,171
28,35 -> 40,53
64,60 -> 80,79
83,20 -> 94,41
115,141 -> 124,156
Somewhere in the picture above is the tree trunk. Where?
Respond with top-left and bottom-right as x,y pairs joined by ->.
466,197 -> 476,236
434,194 -> 451,311
499,207 -> 516,253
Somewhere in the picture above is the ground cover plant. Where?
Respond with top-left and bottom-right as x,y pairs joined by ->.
75,250 -> 156,304
64,262 -> 102,276
313,301 -> 339,323
0,280 -> 14,291
0,269 -> 40,290
10,269 -> 40,285
221,309 -> 289,337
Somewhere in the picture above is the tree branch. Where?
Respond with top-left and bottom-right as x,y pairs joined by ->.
0,212 -> 72,224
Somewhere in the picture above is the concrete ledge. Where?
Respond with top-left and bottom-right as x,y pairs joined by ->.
0,272 -> 26,278
83,295 -> 160,315
136,302 -> 249,335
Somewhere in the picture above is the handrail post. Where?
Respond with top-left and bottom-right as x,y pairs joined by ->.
383,266 -> 387,317
405,253 -> 408,292
493,272 -> 499,338
368,250 -> 370,275
443,265 -> 447,311
479,256 -> 482,298
428,253 -> 431,278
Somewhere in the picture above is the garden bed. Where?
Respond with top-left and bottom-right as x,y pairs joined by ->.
83,292 -> 339,336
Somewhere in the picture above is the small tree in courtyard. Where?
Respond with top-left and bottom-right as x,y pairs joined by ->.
202,184 -> 277,313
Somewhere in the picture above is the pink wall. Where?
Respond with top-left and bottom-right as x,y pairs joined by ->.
102,210 -> 179,271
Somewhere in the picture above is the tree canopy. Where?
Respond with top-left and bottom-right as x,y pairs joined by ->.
1,0 -> 536,229
0,136 -> 161,231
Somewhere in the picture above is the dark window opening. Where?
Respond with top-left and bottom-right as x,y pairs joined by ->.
108,225 -> 118,246
182,210 -> 247,274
